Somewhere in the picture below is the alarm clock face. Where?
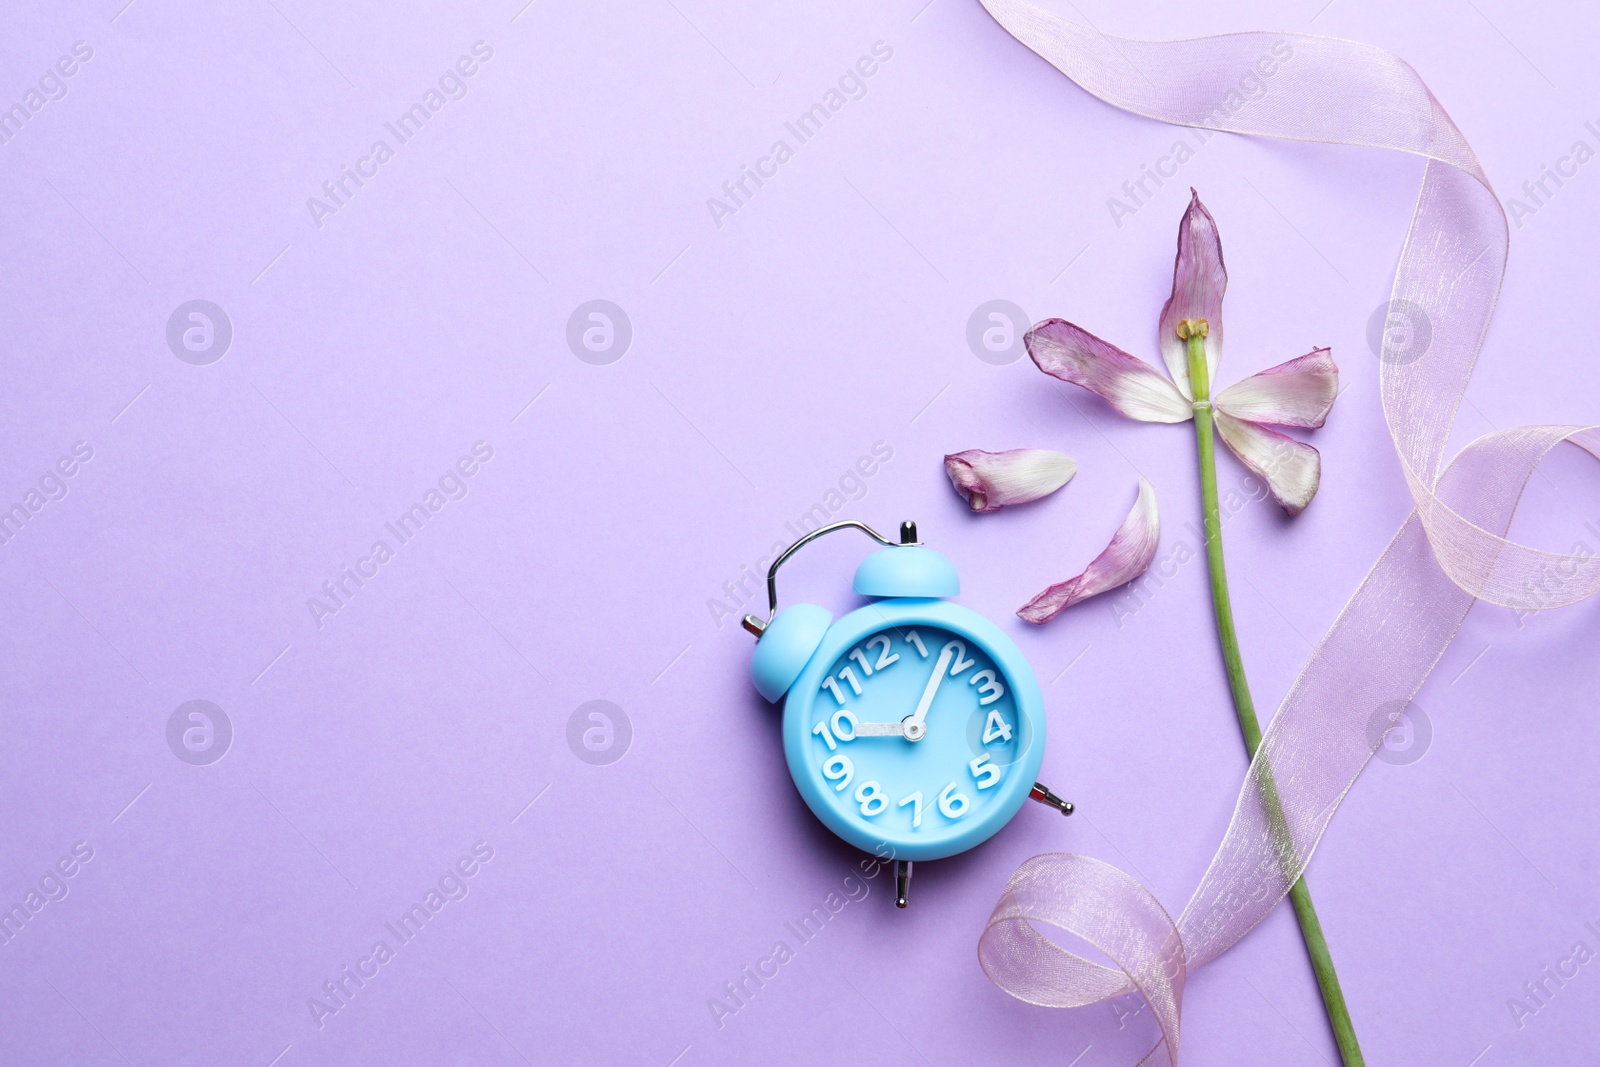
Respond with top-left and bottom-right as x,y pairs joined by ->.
785,610 -> 1042,862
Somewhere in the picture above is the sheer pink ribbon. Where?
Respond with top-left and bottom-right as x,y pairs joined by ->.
972,4 -> 1600,1063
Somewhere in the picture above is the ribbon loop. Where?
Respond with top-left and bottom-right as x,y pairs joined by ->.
980,854 -> 1186,1064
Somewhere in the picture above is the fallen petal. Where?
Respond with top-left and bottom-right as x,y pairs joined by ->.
1216,348 -> 1338,428
1214,411 -> 1322,515
944,448 -> 1078,513
1027,319 -> 1191,424
1018,478 -> 1160,623
1157,190 -> 1227,399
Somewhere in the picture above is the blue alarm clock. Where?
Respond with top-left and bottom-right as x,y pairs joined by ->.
743,519 -> 1072,908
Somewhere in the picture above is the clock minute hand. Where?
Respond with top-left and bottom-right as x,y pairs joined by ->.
900,645 -> 954,741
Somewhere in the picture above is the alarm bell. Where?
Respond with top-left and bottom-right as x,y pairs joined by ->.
749,603 -> 831,702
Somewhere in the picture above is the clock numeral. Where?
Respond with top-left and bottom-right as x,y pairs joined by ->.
969,669 -> 1005,706
981,709 -> 1014,744
969,754 -> 1002,789
854,781 -> 887,817
812,709 -> 859,752
867,634 -> 899,671
821,677 -> 846,706
848,648 -> 874,676
905,630 -> 929,658
838,666 -> 864,696
937,782 -> 971,819
942,640 -> 976,677
822,754 -> 854,792
897,790 -> 924,829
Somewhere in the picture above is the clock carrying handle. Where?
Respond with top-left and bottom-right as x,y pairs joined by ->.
741,519 -> 920,638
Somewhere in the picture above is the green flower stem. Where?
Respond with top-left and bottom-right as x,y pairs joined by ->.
1184,326 -> 1365,1067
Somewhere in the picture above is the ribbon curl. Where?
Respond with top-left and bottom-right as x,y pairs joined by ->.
972,4 -> 1600,1063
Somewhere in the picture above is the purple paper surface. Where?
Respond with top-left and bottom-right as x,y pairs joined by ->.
2,0 -> 1598,1064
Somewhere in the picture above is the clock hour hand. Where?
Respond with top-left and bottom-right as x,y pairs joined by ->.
852,721 -> 914,738
900,644 -> 955,742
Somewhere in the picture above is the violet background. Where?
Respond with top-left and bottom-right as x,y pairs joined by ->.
2,0 -> 1598,1064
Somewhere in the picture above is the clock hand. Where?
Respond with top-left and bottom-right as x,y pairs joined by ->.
852,721 -> 913,737
900,644 -> 955,741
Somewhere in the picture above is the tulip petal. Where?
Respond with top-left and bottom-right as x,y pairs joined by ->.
1027,319 -> 1192,424
1018,478 -> 1160,623
1214,411 -> 1322,515
1215,348 -> 1338,428
944,448 -> 1078,513
1157,191 -> 1227,399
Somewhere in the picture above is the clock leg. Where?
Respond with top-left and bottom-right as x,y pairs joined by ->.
1029,782 -> 1075,816
894,860 -> 912,909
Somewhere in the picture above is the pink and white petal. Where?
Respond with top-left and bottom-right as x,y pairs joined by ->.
1215,348 -> 1338,428
1026,319 -> 1191,424
1214,411 -> 1322,515
1157,190 -> 1227,399
1018,478 -> 1160,624
944,448 -> 1077,513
